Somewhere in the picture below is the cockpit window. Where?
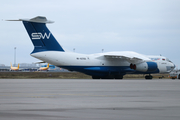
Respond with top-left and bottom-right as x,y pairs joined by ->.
166,58 -> 172,63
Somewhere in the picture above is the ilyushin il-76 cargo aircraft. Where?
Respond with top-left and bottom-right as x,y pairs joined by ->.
8,16 -> 175,79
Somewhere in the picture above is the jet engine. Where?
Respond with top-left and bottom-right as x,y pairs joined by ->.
130,62 -> 158,72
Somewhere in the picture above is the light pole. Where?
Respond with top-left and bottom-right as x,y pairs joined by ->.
14,47 -> 16,65
102,49 -> 104,53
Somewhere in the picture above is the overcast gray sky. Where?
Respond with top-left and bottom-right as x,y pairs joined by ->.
1,0 -> 180,68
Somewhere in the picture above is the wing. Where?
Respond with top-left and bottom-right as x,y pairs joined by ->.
104,51 -> 151,64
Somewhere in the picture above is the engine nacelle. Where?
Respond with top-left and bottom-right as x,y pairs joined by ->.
130,62 -> 158,72
135,62 -> 148,72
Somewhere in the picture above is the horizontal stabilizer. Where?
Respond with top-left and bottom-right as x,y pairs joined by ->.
35,61 -> 46,64
6,16 -> 54,23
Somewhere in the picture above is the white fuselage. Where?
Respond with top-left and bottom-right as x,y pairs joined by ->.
31,51 -> 175,74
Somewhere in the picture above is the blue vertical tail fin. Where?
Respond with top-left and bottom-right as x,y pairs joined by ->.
10,16 -> 64,53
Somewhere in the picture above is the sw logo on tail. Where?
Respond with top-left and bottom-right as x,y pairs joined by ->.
7,16 -> 175,79
31,33 -> 51,40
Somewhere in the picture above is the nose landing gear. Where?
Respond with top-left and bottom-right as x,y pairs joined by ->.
145,74 -> 153,79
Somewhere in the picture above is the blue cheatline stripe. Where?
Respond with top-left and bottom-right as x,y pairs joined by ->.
58,66 -> 159,77
146,62 -> 158,72
22,21 -> 64,53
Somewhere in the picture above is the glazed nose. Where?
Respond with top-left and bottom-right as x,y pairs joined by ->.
171,63 -> 175,70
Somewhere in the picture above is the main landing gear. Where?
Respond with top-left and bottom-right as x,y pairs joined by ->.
92,76 -> 123,79
145,74 -> 153,79
92,75 -> 153,80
